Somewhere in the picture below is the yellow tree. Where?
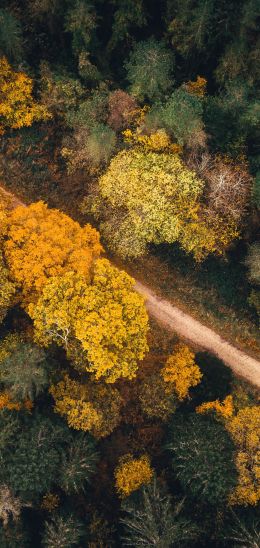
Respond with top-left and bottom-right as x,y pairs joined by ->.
161,343 -> 202,400
227,406 -> 260,506
49,373 -> 122,438
115,455 -> 153,498
4,201 -> 102,305
0,57 -> 50,134
29,259 -> 149,383
84,149 -> 238,261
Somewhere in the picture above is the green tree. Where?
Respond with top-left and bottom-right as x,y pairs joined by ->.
42,513 -> 83,548
58,434 -> 98,494
167,414 -> 237,505
125,39 -> 174,102
108,0 -> 147,51
121,477 -> 199,547
0,9 -> 23,62
221,509 -> 260,547
2,414 -> 68,498
65,0 -> 97,56
245,243 -> 260,285
0,343 -> 50,401
147,88 -> 206,149
0,522 -> 30,548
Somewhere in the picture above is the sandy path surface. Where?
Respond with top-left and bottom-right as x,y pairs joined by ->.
1,184 -> 259,388
135,281 -> 260,388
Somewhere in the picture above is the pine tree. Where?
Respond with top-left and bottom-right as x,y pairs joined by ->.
42,513 -> 84,548
0,343 -> 49,401
167,413 -> 237,505
121,477 -> 200,547
58,434 -> 98,494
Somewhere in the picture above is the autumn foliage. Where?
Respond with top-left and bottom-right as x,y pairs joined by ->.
4,201 -> 102,305
115,455 -> 153,497
0,57 -> 50,134
29,259 -> 148,383
162,343 -> 202,400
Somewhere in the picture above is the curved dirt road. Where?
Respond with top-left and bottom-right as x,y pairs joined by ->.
1,184 -> 260,388
135,281 -> 260,388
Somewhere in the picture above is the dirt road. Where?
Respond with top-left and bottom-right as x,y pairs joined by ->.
1,184 -> 259,388
135,281 -> 260,388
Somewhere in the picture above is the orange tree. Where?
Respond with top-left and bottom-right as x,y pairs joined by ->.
4,201 -> 102,306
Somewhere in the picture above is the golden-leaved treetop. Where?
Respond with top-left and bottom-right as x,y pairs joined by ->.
29,259 -> 149,383
86,149 -> 238,261
49,373 -> 122,438
0,57 -> 50,134
4,201 -> 102,305
227,406 -> 260,506
115,455 -> 153,498
161,343 -> 202,400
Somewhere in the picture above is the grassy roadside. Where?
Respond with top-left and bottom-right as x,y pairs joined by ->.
113,251 -> 260,360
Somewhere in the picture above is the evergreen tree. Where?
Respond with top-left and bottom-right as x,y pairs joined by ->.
0,9 -> 23,62
58,433 -> 98,494
3,414 -> 69,498
0,343 -> 50,402
121,477 -> 200,547
167,413 -> 237,505
125,39 -> 174,102
42,513 -> 84,548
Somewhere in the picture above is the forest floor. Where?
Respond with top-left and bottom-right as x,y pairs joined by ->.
1,183 -> 260,389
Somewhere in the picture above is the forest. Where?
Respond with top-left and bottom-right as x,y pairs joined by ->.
0,0 -> 259,546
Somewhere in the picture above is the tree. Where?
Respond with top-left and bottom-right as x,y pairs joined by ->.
4,201 -> 102,305
125,39 -> 174,102
121,477 -> 200,547
0,9 -> 23,62
107,89 -> 137,131
0,484 -> 30,527
245,243 -> 260,284
29,259 -> 149,383
227,406 -> 260,505
65,0 -> 97,56
167,414 -> 237,505
138,374 -> 177,420
39,62 -> 85,118
147,88 -> 206,149
50,374 -> 122,437
84,149 -> 196,257
42,513 -> 83,548
161,343 -> 202,400
0,342 -> 49,401
0,57 -> 50,134
62,123 -> 116,173
2,414 -> 68,498
203,156 -> 252,222
85,148 -> 238,261
0,251 -> 16,324
196,395 -> 234,419
57,433 -> 98,494
221,510 -> 260,547
115,455 -> 153,498
108,0 -> 147,51
0,522 -> 30,548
